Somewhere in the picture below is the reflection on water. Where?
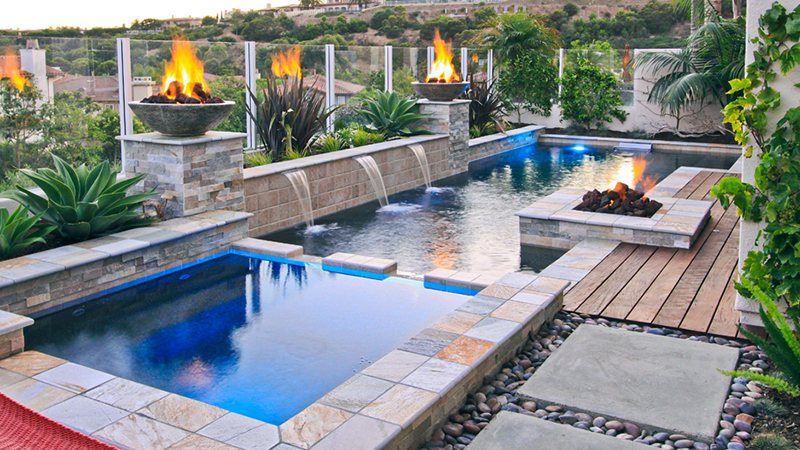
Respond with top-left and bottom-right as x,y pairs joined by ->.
266,144 -> 738,276
27,254 -> 467,425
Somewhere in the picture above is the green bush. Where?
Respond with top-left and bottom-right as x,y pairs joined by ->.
351,127 -> 384,147
315,134 -> 349,153
564,2 -> 579,16
356,91 -> 430,138
244,151 -> 273,168
749,434 -> 793,450
0,206 -> 56,261
560,58 -> 628,130
0,156 -> 157,242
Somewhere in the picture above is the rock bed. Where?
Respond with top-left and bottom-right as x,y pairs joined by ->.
419,311 -> 769,450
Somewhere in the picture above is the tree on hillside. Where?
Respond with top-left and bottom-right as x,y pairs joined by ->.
300,0 -> 322,10
563,3 -> 579,17
202,16 -> 217,26
473,12 -> 561,62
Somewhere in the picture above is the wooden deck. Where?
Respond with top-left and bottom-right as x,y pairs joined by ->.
563,171 -> 741,337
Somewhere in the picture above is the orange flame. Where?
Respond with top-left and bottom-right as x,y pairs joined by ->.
1,49 -> 27,92
271,46 -> 302,78
632,155 -> 658,193
161,36 -> 207,101
426,30 -> 459,83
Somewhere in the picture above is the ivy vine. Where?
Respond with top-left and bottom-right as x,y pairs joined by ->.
711,2 -> 800,316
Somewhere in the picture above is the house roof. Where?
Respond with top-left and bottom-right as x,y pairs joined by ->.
54,74 -> 119,102
0,55 -> 64,79
301,74 -> 365,96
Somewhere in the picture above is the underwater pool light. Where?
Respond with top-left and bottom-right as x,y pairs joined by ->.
572,145 -> 587,151
179,274 -> 191,280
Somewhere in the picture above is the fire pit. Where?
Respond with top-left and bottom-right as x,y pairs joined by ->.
412,30 -> 469,102
128,37 -> 234,137
574,182 -> 664,217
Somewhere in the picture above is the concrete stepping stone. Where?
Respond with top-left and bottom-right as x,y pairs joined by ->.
517,325 -> 739,442
468,411 -> 645,449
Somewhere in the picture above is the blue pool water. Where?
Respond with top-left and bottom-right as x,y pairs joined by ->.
265,144 -> 739,276
26,252 -> 468,424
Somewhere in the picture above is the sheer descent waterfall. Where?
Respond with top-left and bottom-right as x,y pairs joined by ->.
283,169 -> 314,227
408,144 -> 432,189
354,155 -> 389,207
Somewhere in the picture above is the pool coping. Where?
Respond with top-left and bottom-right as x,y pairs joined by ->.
538,134 -> 742,156
0,243 -> 575,450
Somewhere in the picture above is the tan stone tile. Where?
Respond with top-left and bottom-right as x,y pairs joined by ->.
490,301 -> 541,323
138,394 -> 227,432
524,276 -> 570,295
478,284 -> 521,300
0,351 -> 66,377
85,377 -> 168,412
360,350 -> 429,383
94,413 -> 189,450
169,435 -> 239,450
1,378 -> 75,411
0,367 -> 25,389
360,385 -> 438,426
429,311 -> 483,334
279,403 -> 353,449
435,336 -> 495,365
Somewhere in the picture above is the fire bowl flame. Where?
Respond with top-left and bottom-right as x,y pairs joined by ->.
412,81 -> 469,102
128,101 -> 235,137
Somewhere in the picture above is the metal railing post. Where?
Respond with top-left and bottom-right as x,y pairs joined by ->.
116,37 -> 133,172
461,47 -> 468,81
244,41 -> 257,150
487,49 -> 494,81
558,48 -> 565,97
427,46 -> 435,77
384,45 -> 393,92
325,44 -> 335,130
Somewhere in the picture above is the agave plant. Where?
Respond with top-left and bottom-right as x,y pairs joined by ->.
0,206 -> 56,260
245,76 -> 336,160
356,91 -> 430,139
1,156 -> 158,242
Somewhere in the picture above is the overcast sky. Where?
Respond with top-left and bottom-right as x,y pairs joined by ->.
2,0 -> 294,31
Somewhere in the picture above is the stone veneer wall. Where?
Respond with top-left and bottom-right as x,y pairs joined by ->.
0,211 -> 250,318
243,126 -> 544,237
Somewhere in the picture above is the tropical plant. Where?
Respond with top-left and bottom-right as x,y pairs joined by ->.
473,12 -> 561,63
711,3 -> 800,396
244,151 -> 273,167
560,58 -> 628,130
496,50 -> 558,122
356,91 -> 430,138
246,75 -> 336,160
0,156 -> 157,242
315,134 -> 349,153
465,76 -> 509,133
634,17 -> 745,131
0,206 -> 56,261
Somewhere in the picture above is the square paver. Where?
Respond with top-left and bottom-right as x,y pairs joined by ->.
0,351 -> 66,377
517,325 -> 739,442
320,374 -> 394,412
198,412 -> 264,442
360,385 -> 438,427
462,317 -> 520,343
311,414 -> 401,450
468,411 -> 645,450
40,395 -> 127,434
456,295 -> 505,316
279,403 -> 352,449
429,311 -> 483,334
225,423 -> 281,450
400,358 -> 470,393
1,378 -> 75,411
360,350 -> 429,383
84,377 -> 168,412
397,328 -> 459,357
33,362 -> 114,393
94,413 -> 189,450
138,393 -> 227,432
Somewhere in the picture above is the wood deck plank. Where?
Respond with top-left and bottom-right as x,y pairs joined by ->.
602,247 -> 677,319
689,172 -> 725,201
674,171 -> 713,199
652,205 -> 740,328
578,246 -> 658,315
562,243 -> 638,311
708,255 -> 742,338
679,224 -> 741,332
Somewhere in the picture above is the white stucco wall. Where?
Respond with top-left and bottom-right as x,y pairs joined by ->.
737,0 -> 800,327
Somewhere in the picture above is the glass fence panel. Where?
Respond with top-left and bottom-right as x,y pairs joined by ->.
564,47 -> 634,107
333,45 -> 383,128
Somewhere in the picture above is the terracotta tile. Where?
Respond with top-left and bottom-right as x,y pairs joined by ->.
360,385 -> 438,426
138,394 -> 227,432
478,284 -> 521,300
279,403 -> 352,449
490,301 -> 541,323
0,351 -> 66,377
429,311 -> 483,334
435,336 -> 495,365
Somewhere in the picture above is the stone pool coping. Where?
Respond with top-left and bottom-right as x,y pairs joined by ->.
516,167 -> 717,250
0,238 -> 579,450
538,134 -> 742,156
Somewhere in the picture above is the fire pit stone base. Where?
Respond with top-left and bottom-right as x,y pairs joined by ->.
417,99 -> 470,171
119,131 -> 246,219
516,187 -> 713,250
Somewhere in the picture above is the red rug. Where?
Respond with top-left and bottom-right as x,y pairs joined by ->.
0,391 -> 119,450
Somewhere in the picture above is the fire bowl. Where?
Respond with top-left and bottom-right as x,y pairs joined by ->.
412,82 -> 469,102
128,101 -> 235,137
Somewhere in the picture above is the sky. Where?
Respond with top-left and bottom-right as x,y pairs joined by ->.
1,0 -> 295,31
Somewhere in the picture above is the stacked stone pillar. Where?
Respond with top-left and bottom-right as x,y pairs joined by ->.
417,99 -> 470,172
119,131 -> 246,219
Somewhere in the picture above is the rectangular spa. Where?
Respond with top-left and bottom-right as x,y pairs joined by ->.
24,252 -> 469,425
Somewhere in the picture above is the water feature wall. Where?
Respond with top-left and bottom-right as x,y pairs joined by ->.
408,144 -> 432,188
243,126 -> 544,236
354,156 -> 389,207
283,170 -> 315,227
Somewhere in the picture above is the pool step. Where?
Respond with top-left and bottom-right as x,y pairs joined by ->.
321,252 -> 398,274
233,238 -> 304,259
423,269 -> 499,291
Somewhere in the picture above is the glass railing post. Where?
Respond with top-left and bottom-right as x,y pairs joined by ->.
461,48 -> 468,81
325,44 -> 335,130
244,41 -> 258,150
384,45 -> 393,92
116,37 -> 133,172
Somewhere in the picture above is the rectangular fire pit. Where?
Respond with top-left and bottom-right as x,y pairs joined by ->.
516,187 -> 712,250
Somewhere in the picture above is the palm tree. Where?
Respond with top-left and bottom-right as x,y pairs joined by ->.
472,12 -> 561,63
633,17 -> 745,132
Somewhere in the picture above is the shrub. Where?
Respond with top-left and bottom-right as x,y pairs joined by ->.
1,156 -> 157,242
752,398 -> 788,417
315,134 -> 349,153
351,127 -> 384,147
497,50 -> 558,121
356,91 -> 430,138
0,206 -> 55,260
749,434 -> 793,450
564,2 -> 579,16
246,74 -> 336,160
560,58 -> 628,130
465,77 -> 508,133
244,151 -> 273,167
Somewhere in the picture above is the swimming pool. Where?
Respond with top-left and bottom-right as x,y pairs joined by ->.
264,144 -> 739,276
25,252 -> 469,425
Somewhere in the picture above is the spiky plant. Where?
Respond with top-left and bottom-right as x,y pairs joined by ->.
0,206 -> 56,260
749,434 -> 794,450
356,91 -> 430,138
465,76 -> 508,134
752,398 -> 788,418
315,134 -> 349,153
244,151 -> 273,168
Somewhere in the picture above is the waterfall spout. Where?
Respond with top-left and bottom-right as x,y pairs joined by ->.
354,155 -> 389,207
408,144 -> 432,189
283,169 -> 314,228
